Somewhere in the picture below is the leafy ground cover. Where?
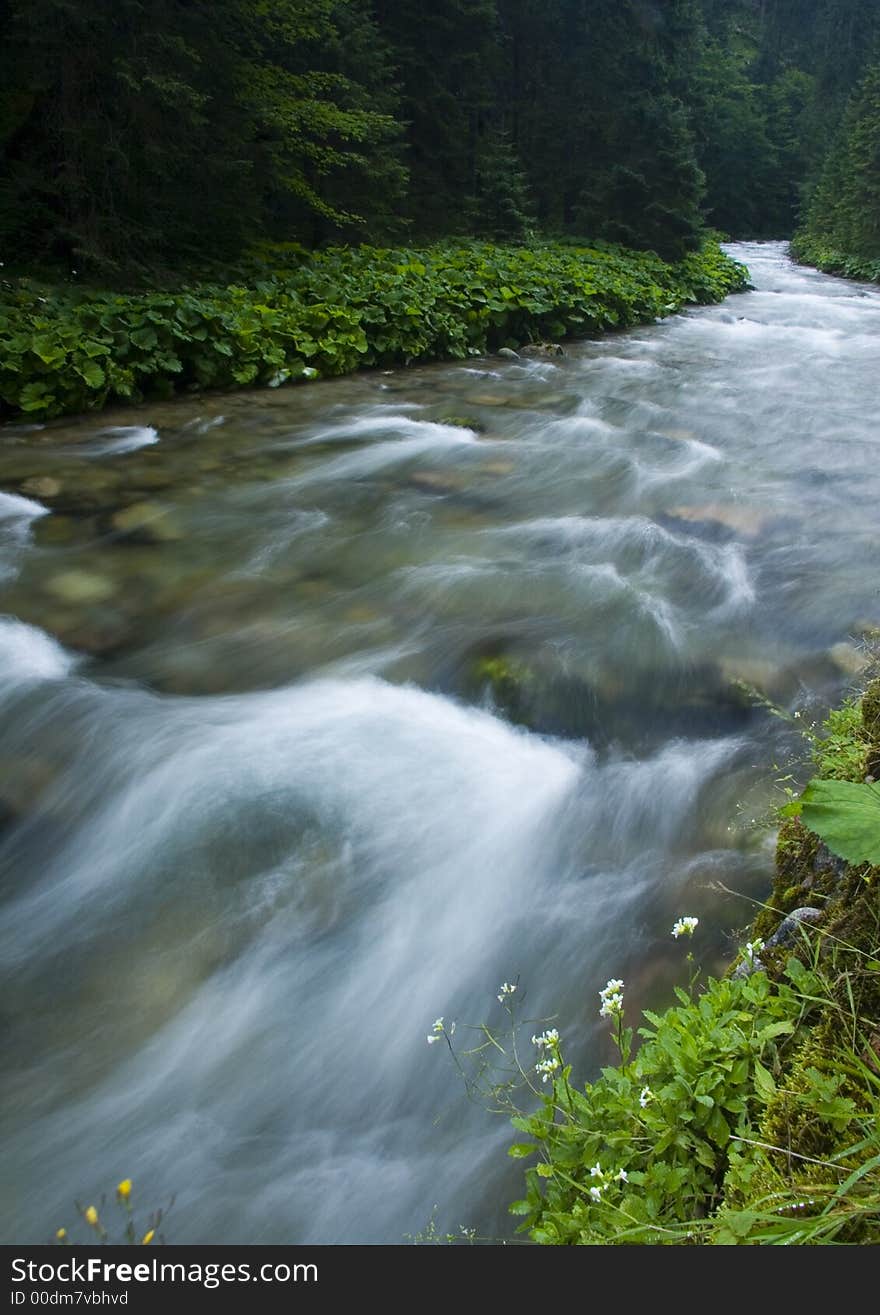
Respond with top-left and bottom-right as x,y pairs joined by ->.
0,239 -> 748,422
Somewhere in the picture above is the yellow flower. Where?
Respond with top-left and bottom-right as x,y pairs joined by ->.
116,1179 -> 132,1202
141,1230 -> 155,1245
84,1206 -> 99,1227
56,1228 -> 67,1240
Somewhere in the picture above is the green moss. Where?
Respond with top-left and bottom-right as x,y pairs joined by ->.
436,415 -> 485,433
472,654 -> 534,723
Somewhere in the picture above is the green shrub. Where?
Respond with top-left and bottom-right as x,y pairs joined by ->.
0,239 -> 748,421
509,970 -> 803,1244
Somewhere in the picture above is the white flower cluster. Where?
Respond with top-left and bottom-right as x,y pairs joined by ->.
586,1163 -> 629,1203
671,916 -> 699,939
532,1028 -> 561,1082
535,1056 -> 560,1083
427,1017 -> 445,1045
599,978 -> 624,1019
744,938 -> 765,961
497,981 -> 517,1003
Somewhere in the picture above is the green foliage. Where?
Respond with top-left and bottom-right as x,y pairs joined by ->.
0,239 -> 748,421
796,60 -> 880,267
3,1 -> 878,269
799,780 -> 880,866
812,699 -> 871,781
0,0 -> 407,270
511,972 -> 804,1244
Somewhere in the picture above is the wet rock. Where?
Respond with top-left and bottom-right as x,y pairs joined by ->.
829,641 -> 871,677
52,609 -> 136,657
20,476 -> 62,499
519,342 -> 565,358
669,504 -> 771,539
46,570 -> 117,605
765,905 -> 824,950
342,603 -> 381,625
110,502 -> 182,544
130,468 -> 176,493
32,515 -> 97,549
480,461 -> 515,477
435,415 -> 486,433
718,655 -> 787,700
496,347 -> 520,360
407,471 -> 467,495
469,394 -> 510,407
38,470 -> 125,516
733,954 -> 766,980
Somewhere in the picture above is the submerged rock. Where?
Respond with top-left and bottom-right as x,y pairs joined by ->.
829,641 -> 871,677
110,501 -> 182,543
669,504 -> 772,539
20,476 -> 62,499
496,347 -> 520,360
407,470 -> 467,495
435,415 -> 486,433
46,570 -> 117,605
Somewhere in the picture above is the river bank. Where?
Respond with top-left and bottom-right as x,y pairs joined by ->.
510,668 -> 880,1244
790,232 -> 880,285
0,239 -> 748,422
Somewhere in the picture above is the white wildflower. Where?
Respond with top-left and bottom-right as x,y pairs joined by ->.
531,1028 -> 560,1050
744,939 -> 765,960
671,916 -> 699,939
639,1085 -> 653,1109
427,1017 -> 446,1044
535,1056 -> 560,1083
589,1186 -> 603,1203
599,979 -> 624,1018
497,981 -> 517,1003
617,1168 -> 628,1183
589,1163 -> 603,1178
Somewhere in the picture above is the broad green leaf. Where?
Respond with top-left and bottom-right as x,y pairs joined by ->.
800,778 -> 880,865
77,360 -> 106,389
753,1059 -> 777,1102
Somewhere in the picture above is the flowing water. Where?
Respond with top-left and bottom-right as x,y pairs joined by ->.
1,242 -> 879,1243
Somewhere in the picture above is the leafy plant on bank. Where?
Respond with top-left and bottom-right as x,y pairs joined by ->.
0,239 -> 749,421
505,961 -> 805,1244
777,678 -> 880,866
433,911 -> 880,1244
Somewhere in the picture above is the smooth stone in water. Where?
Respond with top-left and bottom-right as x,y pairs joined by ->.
469,394 -> 510,407
670,504 -> 771,538
829,641 -> 871,676
408,471 -> 467,494
20,476 -> 62,499
110,502 -> 182,543
46,570 -> 117,604
718,655 -> 786,698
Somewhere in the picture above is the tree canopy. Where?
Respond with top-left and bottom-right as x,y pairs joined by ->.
2,0 -> 879,273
